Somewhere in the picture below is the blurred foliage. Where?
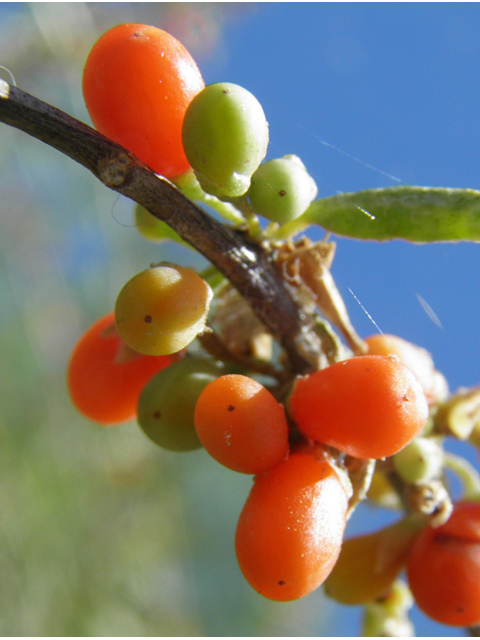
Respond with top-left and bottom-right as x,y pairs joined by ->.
0,3 -> 335,635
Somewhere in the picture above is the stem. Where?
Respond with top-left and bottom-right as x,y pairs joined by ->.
174,170 -> 246,225
0,80 -> 321,374
270,213 -> 311,240
443,452 -> 480,501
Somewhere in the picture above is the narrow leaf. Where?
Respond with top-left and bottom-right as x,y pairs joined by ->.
301,186 -> 480,242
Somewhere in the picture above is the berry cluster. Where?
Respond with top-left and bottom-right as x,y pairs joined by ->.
67,23 -> 480,631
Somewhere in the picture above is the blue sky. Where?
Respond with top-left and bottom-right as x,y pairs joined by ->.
207,4 -> 480,636
203,3 -> 480,392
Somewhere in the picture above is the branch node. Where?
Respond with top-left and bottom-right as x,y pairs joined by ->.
98,152 -> 132,187
0,79 -> 10,100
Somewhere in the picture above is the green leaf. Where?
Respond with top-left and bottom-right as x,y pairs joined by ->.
299,186 -> 480,242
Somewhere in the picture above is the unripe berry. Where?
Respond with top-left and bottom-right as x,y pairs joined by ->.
137,356 -> 222,451
248,155 -> 317,224
115,265 -> 212,356
393,437 -> 444,485
182,82 -> 269,198
324,518 -> 419,605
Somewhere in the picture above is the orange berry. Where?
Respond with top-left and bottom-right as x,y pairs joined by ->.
67,312 -> 176,424
289,355 -> 429,459
194,374 -> 289,474
82,24 -> 204,178
365,333 -> 448,406
235,451 -> 348,601
407,501 -> 480,627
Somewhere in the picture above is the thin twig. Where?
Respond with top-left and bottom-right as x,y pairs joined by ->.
0,79 -> 321,373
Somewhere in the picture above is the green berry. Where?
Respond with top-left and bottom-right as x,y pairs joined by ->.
248,155 -> 317,224
137,356 -> 223,451
393,437 -> 444,484
182,82 -> 269,198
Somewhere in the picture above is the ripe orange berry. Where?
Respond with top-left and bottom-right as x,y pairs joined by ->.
67,312 -> 176,424
365,333 -> 448,406
235,450 -> 349,601
194,374 -> 289,474
407,501 -> 480,627
82,24 -> 204,178
289,355 -> 429,460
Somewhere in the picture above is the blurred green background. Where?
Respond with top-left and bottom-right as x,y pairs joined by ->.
0,3 -> 337,635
